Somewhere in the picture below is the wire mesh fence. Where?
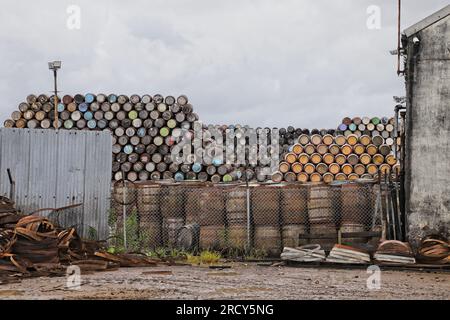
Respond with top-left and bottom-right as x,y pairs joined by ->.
109,180 -> 384,257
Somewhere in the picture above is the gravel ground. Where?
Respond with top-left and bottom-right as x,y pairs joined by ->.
0,263 -> 449,300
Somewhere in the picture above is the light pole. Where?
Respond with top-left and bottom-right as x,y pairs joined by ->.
48,61 -> 61,129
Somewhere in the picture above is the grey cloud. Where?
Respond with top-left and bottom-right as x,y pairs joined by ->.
0,0 -> 448,129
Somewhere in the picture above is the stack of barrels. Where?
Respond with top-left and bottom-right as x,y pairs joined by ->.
307,184 -> 337,247
159,184 -> 186,247
339,182 -> 374,244
3,93 -> 204,182
198,187 -> 227,250
251,185 -> 282,256
280,185 -> 308,248
272,133 -> 398,183
225,186 -> 248,250
135,182 -> 162,248
337,116 -> 395,139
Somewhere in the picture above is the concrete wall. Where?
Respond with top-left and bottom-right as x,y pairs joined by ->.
404,15 -> 450,246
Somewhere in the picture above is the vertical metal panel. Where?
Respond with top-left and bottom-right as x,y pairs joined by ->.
0,129 -> 31,208
83,131 -> 112,239
27,129 -> 58,214
0,128 -> 111,238
55,130 -> 86,231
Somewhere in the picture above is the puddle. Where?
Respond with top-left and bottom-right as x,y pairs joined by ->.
0,290 -> 23,297
216,287 -> 272,293
207,272 -> 239,276
142,270 -> 173,276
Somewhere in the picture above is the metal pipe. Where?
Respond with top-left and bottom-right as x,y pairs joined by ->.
394,104 -> 406,162
397,0 -> 402,75
53,69 -> 58,129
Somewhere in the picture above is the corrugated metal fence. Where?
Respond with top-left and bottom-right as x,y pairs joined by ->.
0,128 -> 112,239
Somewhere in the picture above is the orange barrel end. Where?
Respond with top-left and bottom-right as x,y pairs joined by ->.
304,163 -> 315,175
366,144 -> 378,156
298,153 -> 310,165
310,153 -> 322,165
329,163 -> 341,175
335,154 -> 347,165
341,164 -> 353,175
297,172 -> 309,182
329,144 -> 340,155
323,153 -> 335,165
341,144 -> 353,156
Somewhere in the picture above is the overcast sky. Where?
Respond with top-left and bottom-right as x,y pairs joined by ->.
0,0 -> 448,128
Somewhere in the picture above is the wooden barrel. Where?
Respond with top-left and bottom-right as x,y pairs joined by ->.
310,153 -> 322,164
359,135 -> 372,146
228,225 -> 247,250
310,134 -> 322,146
282,224 -> 307,248
298,153 -> 309,165
323,172 -> 334,184
329,144 -> 340,155
335,135 -> 346,146
340,223 -> 366,244
198,188 -> 225,225
162,217 -> 184,248
316,163 -> 328,175
297,172 -> 308,182
251,186 -> 280,226
323,153 -> 335,165
304,144 -> 315,155
304,163 -> 315,174
322,134 -> 334,146
366,144 -> 378,156
386,154 -> 397,166
226,187 -> 247,225
279,162 -> 290,173
340,183 -> 371,225
291,163 -> 302,174
329,163 -> 340,175
366,164 -> 378,175
341,164 -> 353,175
298,134 -> 310,145
292,144 -> 303,155
310,173 -> 322,182
181,182 -> 205,224
199,225 -> 226,250
335,154 -> 346,165
160,186 -> 185,219
307,185 -> 334,225
134,182 -> 160,218
359,153 -> 372,165
372,154 -> 384,165
113,181 -> 136,205
341,144 -> 352,155
177,223 -> 200,251
309,223 -> 337,247
140,219 -> 162,249
254,226 -> 281,257
281,186 -> 307,225
285,152 -> 297,164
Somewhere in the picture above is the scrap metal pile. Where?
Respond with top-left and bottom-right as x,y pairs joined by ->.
0,197 -> 160,283
281,238 -> 450,266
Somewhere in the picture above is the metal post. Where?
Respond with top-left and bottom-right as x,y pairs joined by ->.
53,69 -> 59,129
246,187 -> 251,252
122,175 -> 127,250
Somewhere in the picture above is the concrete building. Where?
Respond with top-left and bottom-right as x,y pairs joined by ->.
404,5 -> 450,246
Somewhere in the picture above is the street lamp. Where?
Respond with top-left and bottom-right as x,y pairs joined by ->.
48,61 -> 61,129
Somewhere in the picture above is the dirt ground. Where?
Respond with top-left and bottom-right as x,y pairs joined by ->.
0,263 -> 449,300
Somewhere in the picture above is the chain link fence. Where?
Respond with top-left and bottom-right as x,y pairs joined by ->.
109,180 -> 384,257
